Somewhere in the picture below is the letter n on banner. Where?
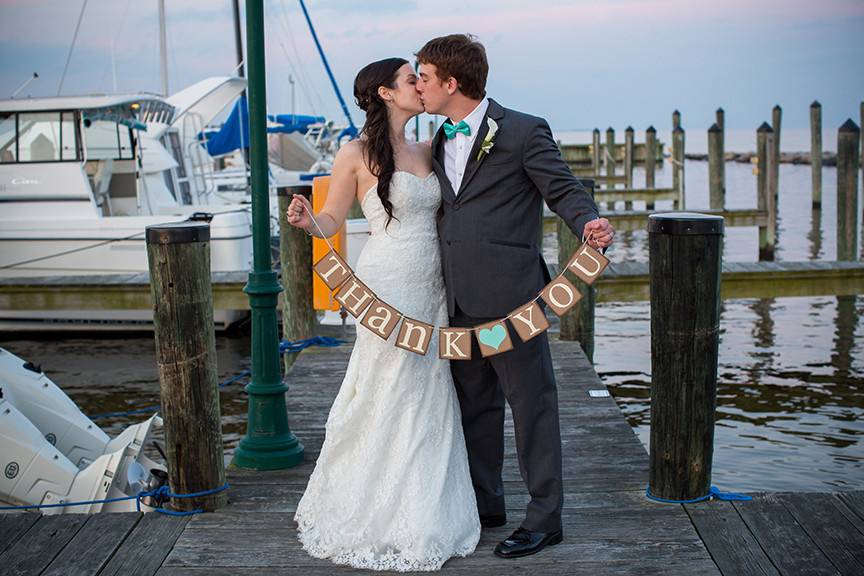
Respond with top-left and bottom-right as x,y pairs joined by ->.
395,317 -> 434,355
439,327 -> 472,360
335,277 -> 375,318
360,299 -> 401,340
313,250 -> 352,290
509,301 -> 550,342
540,275 -> 582,316
566,243 -> 609,285
475,320 -> 513,357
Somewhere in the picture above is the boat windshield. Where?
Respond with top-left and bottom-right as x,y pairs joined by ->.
82,118 -> 135,161
0,111 -> 79,163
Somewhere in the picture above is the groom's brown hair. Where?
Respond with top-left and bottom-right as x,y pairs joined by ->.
416,34 -> 488,100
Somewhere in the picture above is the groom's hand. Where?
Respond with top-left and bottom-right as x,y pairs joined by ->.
584,217 -> 614,249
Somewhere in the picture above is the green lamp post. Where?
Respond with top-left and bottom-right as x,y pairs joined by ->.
232,0 -> 304,470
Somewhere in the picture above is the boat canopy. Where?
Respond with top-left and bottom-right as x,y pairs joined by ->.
0,95 -> 174,130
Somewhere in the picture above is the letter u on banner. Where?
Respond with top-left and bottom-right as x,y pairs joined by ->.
567,243 -> 609,285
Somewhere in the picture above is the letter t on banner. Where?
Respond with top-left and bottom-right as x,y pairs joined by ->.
313,250 -> 352,289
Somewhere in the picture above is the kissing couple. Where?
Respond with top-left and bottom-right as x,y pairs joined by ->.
286,33 -> 615,572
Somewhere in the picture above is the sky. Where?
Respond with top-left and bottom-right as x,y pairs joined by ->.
1,0 -> 862,137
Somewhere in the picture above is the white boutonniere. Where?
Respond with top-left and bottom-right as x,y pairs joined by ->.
476,118 -> 499,162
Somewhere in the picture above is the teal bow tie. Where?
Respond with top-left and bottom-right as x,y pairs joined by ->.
443,120 -> 471,139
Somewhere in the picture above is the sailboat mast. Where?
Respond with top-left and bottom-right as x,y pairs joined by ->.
232,0 -> 245,77
158,0 -> 168,95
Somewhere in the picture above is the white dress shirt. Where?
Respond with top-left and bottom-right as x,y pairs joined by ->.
443,98 -> 489,195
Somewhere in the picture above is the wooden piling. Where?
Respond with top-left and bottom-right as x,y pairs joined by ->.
645,126 -> 657,211
146,222 -> 227,513
672,109 -> 681,131
811,101 -> 823,208
558,179 -> 596,361
716,107 -> 725,132
624,126 -> 634,210
648,212 -> 724,501
772,105 -> 782,206
837,119 -> 860,261
708,123 -> 725,210
278,185 -> 315,372
592,128 -> 601,175
757,123 -> 776,261
605,127 -> 616,177
672,126 -> 685,210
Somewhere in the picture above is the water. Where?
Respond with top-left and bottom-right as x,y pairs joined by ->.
1,156 -> 862,493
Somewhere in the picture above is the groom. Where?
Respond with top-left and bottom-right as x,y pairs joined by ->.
416,34 -> 614,558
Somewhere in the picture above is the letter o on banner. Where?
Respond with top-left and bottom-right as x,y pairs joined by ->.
540,275 -> 582,316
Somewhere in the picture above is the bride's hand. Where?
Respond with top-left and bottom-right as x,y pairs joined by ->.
286,194 -> 314,232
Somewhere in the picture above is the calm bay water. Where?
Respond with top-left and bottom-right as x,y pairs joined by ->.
1,152 -> 862,493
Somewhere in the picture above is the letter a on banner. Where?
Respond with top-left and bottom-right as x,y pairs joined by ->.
566,243 -> 609,285
509,301 -> 550,342
395,317 -> 434,355
335,277 -> 375,317
540,275 -> 582,316
313,250 -> 352,290
439,327 -> 472,360
360,299 -> 401,340
475,320 -> 513,357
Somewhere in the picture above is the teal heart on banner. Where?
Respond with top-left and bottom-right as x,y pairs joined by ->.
478,325 -> 507,350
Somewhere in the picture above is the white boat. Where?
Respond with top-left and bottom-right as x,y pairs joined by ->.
0,86 -> 254,330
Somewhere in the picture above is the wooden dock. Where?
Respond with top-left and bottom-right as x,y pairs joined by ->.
2,259 -> 863,313
2,331 -> 863,575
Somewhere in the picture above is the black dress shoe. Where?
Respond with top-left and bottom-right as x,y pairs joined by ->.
493,527 -> 563,558
479,513 -> 507,528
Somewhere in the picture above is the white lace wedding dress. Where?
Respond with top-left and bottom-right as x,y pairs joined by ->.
294,171 -> 481,572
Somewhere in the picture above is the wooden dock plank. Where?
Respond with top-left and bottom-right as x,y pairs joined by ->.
42,512 -> 142,576
835,492 -> 864,524
99,513 -> 190,576
0,513 -> 40,556
0,513 -> 88,576
684,500 -> 781,576
778,493 -> 864,575
732,494 -> 840,575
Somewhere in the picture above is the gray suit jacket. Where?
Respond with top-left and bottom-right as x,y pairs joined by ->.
433,98 -> 599,318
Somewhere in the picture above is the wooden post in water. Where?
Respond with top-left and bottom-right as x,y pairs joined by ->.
757,123 -> 776,261
811,101 -> 823,208
557,180 -> 597,361
592,128 -> 601,175
645,126 -> 657,211
772,105 -> 782,207
672,109 -> 681,131
837,119 -> 860,261
624,126 -> 634,210
708,123 -> 725,210
672,126 -> 685,210
648,212 -> 724,501
278,184 -> 315,371
146,222 -> 227,513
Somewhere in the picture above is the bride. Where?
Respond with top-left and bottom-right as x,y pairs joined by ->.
286,58 -> 481,571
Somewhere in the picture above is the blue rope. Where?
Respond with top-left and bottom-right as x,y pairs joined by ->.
645,485 -> 752,504
0,483 -> 229,516
87,337 -> 343,420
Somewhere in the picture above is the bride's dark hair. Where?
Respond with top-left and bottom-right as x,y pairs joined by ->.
353,57 -> 407,228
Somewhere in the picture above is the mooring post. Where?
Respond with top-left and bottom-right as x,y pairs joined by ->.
592,128 -> 601,176
716,107 -> 725,133
648,212 -> 724,501
605,126 -> 616,180
837,119 -> 861,261
278,184 -> 315,372
672,125 -> 685,210
557,180 -> 596,360
146,221 -> 227,512
772,105 -> 782,208
645,126 -> 657,211
708,123 -> 725,210
811,101 -> 823,208
624,126 -> 634,210
757,123 -> 776,261
672,109 -> 681,131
